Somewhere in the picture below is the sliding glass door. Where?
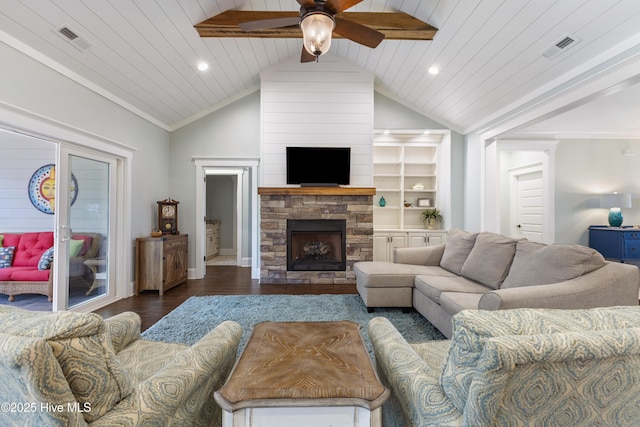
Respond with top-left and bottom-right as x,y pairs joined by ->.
54,145 -> 116,310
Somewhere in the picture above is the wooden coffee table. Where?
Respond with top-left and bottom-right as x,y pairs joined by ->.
214,321 -> 389,427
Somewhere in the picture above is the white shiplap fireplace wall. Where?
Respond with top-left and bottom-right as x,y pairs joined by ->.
260,54 -> 374,186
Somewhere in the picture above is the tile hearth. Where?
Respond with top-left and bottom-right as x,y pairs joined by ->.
259,187 -> 375,285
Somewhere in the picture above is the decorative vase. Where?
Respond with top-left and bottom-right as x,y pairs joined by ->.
608,208 -> 623,227
379,196 -> 386,207
425,218 -> 436,230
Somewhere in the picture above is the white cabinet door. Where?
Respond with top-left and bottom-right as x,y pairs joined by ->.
408,233 -> 428,247
408,231 -> 447,248
373,233 -> 407,261
389,234 -> 407,260
373,234 -> 391,261
427,233 -> 445,245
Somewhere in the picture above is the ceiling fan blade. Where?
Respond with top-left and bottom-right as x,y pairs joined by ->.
300,46 -> 316,63
196,11 -> 436,41
325,0 -> 363,14
297,0 -> 317,9
239,17 -> 300,32
334,16 -> 384,48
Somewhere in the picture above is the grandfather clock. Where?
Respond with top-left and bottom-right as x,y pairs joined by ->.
157,199 -> 179,234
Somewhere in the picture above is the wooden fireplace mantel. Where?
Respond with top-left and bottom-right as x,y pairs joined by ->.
258,187 -> 376,196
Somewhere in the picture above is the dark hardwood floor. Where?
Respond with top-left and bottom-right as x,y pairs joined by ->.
93,266 -> 357,331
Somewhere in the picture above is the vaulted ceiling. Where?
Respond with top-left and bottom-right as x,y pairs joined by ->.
1,0 -> 639,136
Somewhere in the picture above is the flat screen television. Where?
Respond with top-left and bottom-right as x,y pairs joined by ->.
286,147 -> 351,186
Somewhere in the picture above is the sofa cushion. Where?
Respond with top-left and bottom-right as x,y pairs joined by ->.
439,292 -> 482,316
440,229 -> 478,275
502,241 -> 607,288
354,262 -> 454,288
440,307 -> 640,414
38,246 -> 55,270
12,232 -> 54,267
2,234 -> 20,248
0,246 -> 15,268
415,274 -> 489,304
0,307 -> 133,423
6,267 -> 51,282
0,268 -> 12,280
460,232 -> 518,289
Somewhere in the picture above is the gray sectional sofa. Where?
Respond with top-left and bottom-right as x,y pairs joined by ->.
355,229 -> 640,338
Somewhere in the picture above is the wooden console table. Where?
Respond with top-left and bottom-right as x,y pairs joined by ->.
214,321 -> 389,427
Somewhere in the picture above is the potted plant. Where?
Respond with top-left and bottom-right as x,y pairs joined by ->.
421,208 -> 442,230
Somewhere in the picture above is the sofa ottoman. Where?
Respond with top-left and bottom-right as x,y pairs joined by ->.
354,261 -> 455,311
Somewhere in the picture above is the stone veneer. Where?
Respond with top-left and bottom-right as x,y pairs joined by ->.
259,187 -> 375,284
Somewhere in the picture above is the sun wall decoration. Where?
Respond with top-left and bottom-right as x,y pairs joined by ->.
28,164 -> 78,215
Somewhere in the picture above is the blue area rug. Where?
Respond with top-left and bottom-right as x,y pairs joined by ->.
142,294 -> 445,355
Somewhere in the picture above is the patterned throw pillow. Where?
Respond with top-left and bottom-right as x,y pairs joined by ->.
0,246 -> 15,268
38,246 -> 55,270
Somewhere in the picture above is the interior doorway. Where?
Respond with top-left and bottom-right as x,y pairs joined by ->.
193,158 -> 260,280
205,172 -> 239,266
485,141 -> 557,244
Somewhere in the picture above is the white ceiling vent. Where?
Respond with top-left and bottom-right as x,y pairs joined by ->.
55,25 -> 94,52
541,34 -> 580,59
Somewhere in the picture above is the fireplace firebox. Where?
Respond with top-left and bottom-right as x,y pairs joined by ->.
287,219 -> 347,271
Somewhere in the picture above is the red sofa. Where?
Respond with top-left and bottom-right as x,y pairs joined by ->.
0,232 -> 53,301
0,231 -> 103,302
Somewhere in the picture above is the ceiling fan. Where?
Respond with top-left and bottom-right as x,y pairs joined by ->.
195,0 -> 437,63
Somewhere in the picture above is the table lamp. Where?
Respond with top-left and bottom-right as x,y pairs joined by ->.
601,192 -> 632,227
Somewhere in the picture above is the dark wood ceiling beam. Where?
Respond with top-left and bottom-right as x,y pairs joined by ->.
195,10 -> 437,41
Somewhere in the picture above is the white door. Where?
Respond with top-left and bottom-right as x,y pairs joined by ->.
512,169 -> 544,242
55,145 -> 117,311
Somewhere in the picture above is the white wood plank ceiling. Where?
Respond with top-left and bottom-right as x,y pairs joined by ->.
1,0 -> 639,134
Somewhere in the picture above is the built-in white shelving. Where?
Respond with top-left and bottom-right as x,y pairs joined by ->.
371,130 -> 451,261
373,131 -> 450,230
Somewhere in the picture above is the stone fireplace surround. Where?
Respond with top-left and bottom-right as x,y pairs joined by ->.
259,187 -> 375,284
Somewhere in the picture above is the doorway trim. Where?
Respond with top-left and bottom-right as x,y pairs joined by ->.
484,140 -> 557,243
205,170 -> 242,266
193,157 -> 259,280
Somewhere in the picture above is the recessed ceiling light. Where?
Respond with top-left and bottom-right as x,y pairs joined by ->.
428,66 -> 439,75
383,130 -> 390,135
197,61 -> 209,71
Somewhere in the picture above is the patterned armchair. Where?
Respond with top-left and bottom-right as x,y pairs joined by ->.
0,306 -> 241,426
369,306 -> 640,426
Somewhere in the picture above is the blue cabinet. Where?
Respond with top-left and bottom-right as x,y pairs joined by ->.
589,226 -> 640,262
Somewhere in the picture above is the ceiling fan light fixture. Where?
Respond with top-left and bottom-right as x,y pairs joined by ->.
300,11 -> 335,57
